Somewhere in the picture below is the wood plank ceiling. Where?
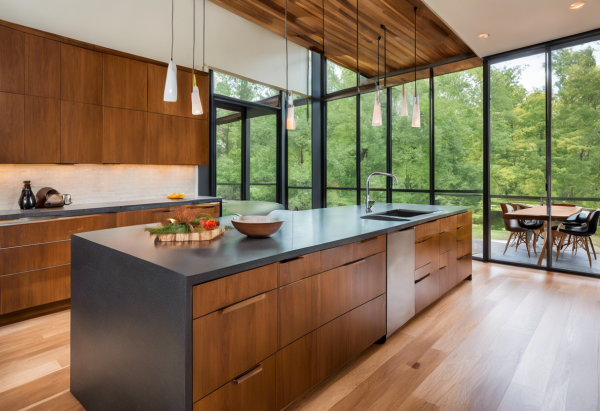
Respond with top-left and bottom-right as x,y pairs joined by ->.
209,0 -> 482,84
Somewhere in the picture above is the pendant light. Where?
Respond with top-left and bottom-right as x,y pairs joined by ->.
285,0 -> 296,130
191,0 -> 203,115
372,35 -> 382,126
400,84 -> 408,116
412,6 -> 421,128
164,0 -> 177,102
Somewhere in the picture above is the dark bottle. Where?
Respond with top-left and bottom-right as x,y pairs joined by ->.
18,181 -> 36,210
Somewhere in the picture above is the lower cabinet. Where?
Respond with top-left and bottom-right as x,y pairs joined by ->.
457,253 -> 472,282
415,270 -> 440,314
439,248 -> 458,296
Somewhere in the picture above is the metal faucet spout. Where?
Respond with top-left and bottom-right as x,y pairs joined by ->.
365,172 -> 399,212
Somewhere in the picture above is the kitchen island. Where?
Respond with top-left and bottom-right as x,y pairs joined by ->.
70,203 -> 472,411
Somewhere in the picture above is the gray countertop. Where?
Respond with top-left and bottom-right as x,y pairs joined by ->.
73,203 -> 467,285
0,196 -> 221,221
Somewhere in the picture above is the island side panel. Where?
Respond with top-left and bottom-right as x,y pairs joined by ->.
70,236 -> 192,411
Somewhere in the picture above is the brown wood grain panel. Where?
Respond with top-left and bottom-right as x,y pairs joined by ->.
415,234 -> 439,270
456,211 -> 472,228
193,355 -> 276,411
103,54 -> 147,111
414,262 -> 434,283
60,101 -> 102,163
276,331 -> 319,410
146,113 -> 208,165
317,251 -> 386,326
0,265 -> 70,314
415,270 -> 440,314
415,220 -> 440,242
193,289 -> 278,401
193,263 -> 278,318
61,44 -> 102,105
439,228 -> 456,255
24,96 -> 60,163
0,241 -> 70,276
0,214 -> 116,248
457,253 -> 472,282
438,248 -> 457,296
0,25 -> 25,93
438,215 -> 457,234
102,107 -> 147,164
316,294 -> 386,381
148,63 -> 193,118
278,275 -> 318,348
278,251 -> 321,286
115,209 -> 156,228
0,92 -> 24,163
320,235 -> 385,272
25,34 -> 60,99
456,225 -> 472,258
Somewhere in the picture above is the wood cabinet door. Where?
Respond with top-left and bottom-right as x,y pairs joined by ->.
415,234 -> 439,270
147,113 -> 207,165
320,235 -> 386,272
0,241 -> 70,276
0,265 -> 70,314
103,54 -> 147,111
102,107 -> 147,164
25,34 -> 60,99
0,25 -> 25,94
278,275 -> 318,348
457,211 -> 472,229
438,248 -> 457,296
61,44 -> 102,105
115,210 -> 155,227
194,355 -> 277,411
24,96 -> 60,163
456,224 -> 473,258
278,251 -> 321,287
148,63 -> 193,117
193,289 -> 278,401
439,228 -> 456,254
61,101 -> 102,163
276,331 -> 318,410
415,220 -> 439,242
457,253 -> 472,282
317,295 -> 386,381
0,92 -> 24,163
415,269 -> 440,313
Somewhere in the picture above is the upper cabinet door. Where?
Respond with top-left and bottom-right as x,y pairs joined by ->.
0,26 -> 25,94
0,92 -> 24,163
26,34 -> 60,99
61,101 -> 103,163
61,44 -> 102,105
146,113 -> 208,165
103,107 -> 147,164
148,63 -> 193,118
25,96 -> 61,163
103,54 -> 147,111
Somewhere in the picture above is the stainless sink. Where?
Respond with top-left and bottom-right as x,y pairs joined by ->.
361,208 -> 443,221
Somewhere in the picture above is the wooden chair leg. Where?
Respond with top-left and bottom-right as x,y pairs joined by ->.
504,232 -> 514,254
589,237 -> 597,260
556,233 -> 566,261
524,232 -> 531,257
532,231 -> 538,256
582,237 -> 593,268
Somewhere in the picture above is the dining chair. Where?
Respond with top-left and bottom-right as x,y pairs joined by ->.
501,203 -> 539,257
556,210 -> 600,267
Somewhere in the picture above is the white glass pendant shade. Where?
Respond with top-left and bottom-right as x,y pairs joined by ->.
164,59 -> 178,102
191,76 -> 203,115
372,89 -> 382,126
401,84 -> 408,116
411,94 -> 421,128
286,94 -> 296,130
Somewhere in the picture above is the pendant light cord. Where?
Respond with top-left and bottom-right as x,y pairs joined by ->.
192,0 -> 195,81
383,25 -> 386,89
377,36 -> 380,88
356,0 -> 359,92
171,0 -> 174,60
414,6 -> 417,97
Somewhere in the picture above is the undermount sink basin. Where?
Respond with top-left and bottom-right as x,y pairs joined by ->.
361,208 -> 443,221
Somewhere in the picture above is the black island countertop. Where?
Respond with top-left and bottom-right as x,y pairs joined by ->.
0,195 -> 221,221
72,203 -> 467,285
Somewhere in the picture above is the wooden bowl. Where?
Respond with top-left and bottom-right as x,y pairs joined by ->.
231,215 -> 283,238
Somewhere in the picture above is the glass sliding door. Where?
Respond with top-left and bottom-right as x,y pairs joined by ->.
249,111 -> 277,202
216,108 -> 243,200
489,52 -> 547,266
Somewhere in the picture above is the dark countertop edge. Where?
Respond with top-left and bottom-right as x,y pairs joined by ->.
0,197 -> 222,222
183,207 -> 469,287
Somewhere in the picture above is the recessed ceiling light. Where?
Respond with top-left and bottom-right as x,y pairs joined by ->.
478,33 -> 489,39
569,1 -> 585,9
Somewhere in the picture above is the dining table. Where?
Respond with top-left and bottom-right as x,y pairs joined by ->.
503,205 -> 582,265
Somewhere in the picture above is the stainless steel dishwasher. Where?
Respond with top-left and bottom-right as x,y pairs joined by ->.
387,228 -> 416,337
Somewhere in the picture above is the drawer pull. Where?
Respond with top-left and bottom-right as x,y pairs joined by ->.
359,237 -> 377,244
345,258 -> 366,267
233,364 -> 263,384
416,235 -> 433,244
415,273 -> 431,284
439,263 -> 447,269
457,225 -> 465,229
221,293 -> 266,315
440,229 -> 452,234
457,254 -> 467,260
280,256 -> 305,264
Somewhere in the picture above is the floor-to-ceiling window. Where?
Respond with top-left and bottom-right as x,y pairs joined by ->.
249,113 -> 277,202
288,97 -> 312,210
216,108 -> 242,200
359,90 -> 387,205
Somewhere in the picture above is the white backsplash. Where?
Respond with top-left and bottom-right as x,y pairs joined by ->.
0,164 -> 197,211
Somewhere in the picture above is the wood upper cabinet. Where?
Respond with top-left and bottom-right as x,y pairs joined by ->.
148,63 -> 192,117
24,96 -> 60,163
0,25 -> 25,94
61,44 -> 102,105
61,101 -> 103,163
103,54 -> 147,111
146,113 -> 208,165
25,34 -> 60,99
0,92 -> 24,163
102,107 -> 147,164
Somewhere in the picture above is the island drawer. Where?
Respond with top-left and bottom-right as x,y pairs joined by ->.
0,240 -> 70,276
116,209 -> 157,227
457,253 -> 472,282
414,261 -> 434,282
193,263 -> 278,319
456,211 -> 472,228
439,248 -> 457,296
278,252 -> 386,348
193,355 -> 276,411
415,233 -> 439,270
439,227 -> 456,254
278,251 -> 321,286
415,269 -> 440,313
415,220 -> 439,242
0,214 -> 116,248
193,289 -> 278,401
0,265 -> 70,314
320,235 -> 385,272
456,225 -> 472,258
438,215 -> 457,234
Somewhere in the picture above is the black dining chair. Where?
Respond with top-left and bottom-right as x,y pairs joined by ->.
556,210 -> 600,267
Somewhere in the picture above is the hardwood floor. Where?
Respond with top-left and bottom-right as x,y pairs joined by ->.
1,260 -> 599,411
